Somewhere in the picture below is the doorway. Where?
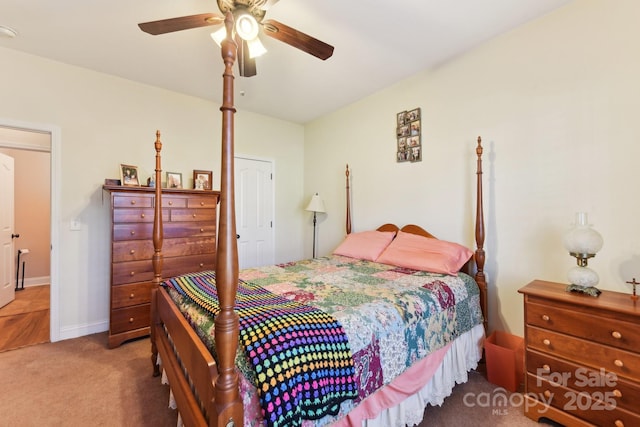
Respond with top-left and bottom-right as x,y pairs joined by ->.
0,119 -> 61,343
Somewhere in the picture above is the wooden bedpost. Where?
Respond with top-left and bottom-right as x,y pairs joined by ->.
474,136 -> 488,333
345,164 -> 351,235
150,130 -> 163,377
212,12 -> 244,427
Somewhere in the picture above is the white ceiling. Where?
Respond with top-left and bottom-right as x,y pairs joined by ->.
1,0 -> 571,124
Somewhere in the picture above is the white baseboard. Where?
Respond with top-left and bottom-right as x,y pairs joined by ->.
58,320 -> 109,342
14,276 -> 50,288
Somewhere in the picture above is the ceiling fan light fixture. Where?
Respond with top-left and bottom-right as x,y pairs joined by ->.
0,25 -> 18,38
235,13 -> 259,41
210,27 -> 227,47
247,37 -> 267,58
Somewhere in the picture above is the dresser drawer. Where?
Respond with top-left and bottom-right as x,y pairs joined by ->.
113,208 -> 157,223
112,194 -> 153,208
113,221 -> 217,241
170,208 -> 217,222
526,301 -> 639,352
188,196 -> 218,209
527,372 -> 640,427
527,325 -> 640,383
113,237 -> 216,262
112,259 -> 154,285
527,349 -> 640,413
163,254 -> 216,277
111,282 -> 153,309
161,196 -> 187,208
110,304 -> 151,335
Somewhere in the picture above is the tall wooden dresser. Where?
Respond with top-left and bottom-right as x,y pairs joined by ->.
104,185 -> 220,348
519,280 -> 640,426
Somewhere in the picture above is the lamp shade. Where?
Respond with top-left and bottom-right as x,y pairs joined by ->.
563,212 -> 603,255
305,193 -> 326,213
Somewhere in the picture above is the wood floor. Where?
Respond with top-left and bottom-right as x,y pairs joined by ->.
0,285 -> 50,352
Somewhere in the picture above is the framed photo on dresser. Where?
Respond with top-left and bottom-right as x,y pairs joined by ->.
166,171 -> 182,189
120,164 -> 140,186
193,169 -> 213,190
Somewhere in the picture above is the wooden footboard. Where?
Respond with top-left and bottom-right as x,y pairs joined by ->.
155,286 -> 217,427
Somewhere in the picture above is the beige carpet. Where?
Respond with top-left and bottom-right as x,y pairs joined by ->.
0,333 -> 554,426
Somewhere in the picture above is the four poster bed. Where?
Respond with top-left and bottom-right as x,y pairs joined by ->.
148,13 -> 488,427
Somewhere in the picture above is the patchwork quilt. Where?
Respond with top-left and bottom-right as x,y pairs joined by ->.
163,254 -> 483,426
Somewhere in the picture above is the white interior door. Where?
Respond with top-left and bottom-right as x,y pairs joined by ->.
0,152 -> 15,308
235,157 -> 274,269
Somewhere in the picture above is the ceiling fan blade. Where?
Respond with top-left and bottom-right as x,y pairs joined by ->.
262,19 -> 334,60
235,36 -> 257,77
138,13 -> 224,35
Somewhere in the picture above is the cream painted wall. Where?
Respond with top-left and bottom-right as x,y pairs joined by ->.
304,0 -> 640,336
0,47 -> 305,340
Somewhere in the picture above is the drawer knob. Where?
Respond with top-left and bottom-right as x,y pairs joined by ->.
613,389 -> 622,398
131,200 -> 136,205
200,201 -> 205,206
141,213 -> 145,218
541,314 -> 550,322
543,390 -> 551,398
130,231 -> 135,236
611,331 -> 622,339
129,317 -> 134,323
542,364 -> 550,372
168,201 -> 173,206
192,213 -> 197,218
543,339 -> 551,346
130,271 -> 135,276
614,420 -> 624,427
199,263 -> 204,268
129,293 -> 135,299
200,228 -> 204,232
614,359 -> 624,368
130,249 -> 135,254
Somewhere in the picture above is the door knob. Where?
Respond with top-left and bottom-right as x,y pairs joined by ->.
237,234 -> 240,239
11,233 -> 20,239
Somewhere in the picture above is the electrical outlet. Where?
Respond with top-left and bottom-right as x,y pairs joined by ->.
70,220 -> 81,231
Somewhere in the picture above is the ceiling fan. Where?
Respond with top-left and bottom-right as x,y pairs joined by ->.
138,0 -> 334,77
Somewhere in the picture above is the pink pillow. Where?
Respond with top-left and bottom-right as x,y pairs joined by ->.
333,230 -> 396,261
375,231 -> 473,275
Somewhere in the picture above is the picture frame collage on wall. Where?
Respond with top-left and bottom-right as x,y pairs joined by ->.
396,107 -> 422,162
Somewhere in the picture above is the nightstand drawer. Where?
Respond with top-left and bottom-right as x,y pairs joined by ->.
527,373 -> 640,427
527,349 -> 640,413
527,325 -> 640,383
526,301 -> 638,352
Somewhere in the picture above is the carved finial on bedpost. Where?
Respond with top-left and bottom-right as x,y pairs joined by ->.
151,130 -> 163,377
213,11 -> 244,427
475,136 -> 488,333
346,164 -> 351,235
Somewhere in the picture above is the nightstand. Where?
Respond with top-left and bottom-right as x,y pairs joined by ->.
519,280 -> 640,427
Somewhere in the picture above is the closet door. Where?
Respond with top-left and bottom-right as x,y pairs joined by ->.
235,157 -> 274,269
